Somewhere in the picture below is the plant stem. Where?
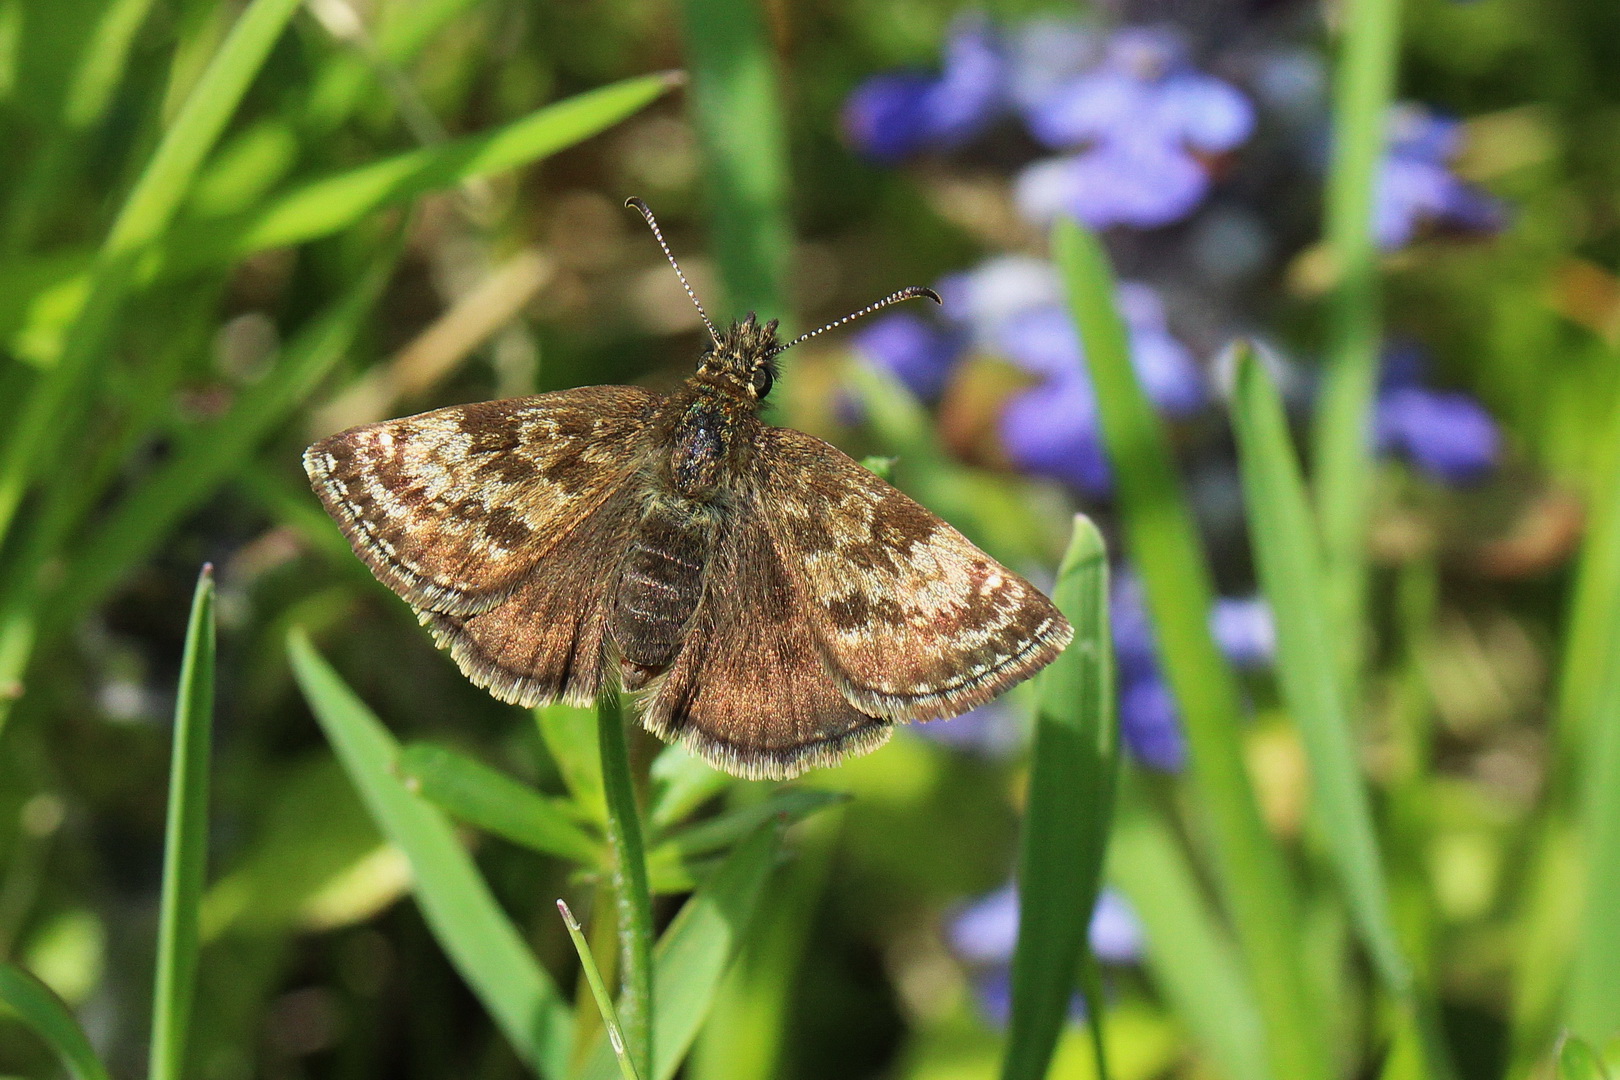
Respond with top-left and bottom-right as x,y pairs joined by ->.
598,694 -> 654,1080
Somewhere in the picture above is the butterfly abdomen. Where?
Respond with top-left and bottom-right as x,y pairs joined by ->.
611,499 -> 713,682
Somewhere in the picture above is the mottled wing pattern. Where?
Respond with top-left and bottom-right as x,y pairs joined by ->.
638,505 -> 892,780
304,386 -> 659,616
419,481 -> 645,708
758,427 -> 1072,723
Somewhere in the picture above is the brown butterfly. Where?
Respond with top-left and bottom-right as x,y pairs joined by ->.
304,198 -> 1072,779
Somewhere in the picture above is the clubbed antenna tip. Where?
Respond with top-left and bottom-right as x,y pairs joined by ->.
775,285 -> 942,356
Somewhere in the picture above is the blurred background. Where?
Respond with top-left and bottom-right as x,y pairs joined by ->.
1,0 -> 1618,1077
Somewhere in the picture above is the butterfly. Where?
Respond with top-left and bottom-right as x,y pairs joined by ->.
304,198 -> 1072,779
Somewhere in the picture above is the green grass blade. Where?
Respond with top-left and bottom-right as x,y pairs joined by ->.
397,743 -> 603,866
148,565 -> 216,1080
653,788 -> 845,863
0,963 -> 112,1080
1555,396 -> 1620,759
207,73 -> 679,262
54,246 -> 397,628
580,821 -> 783,1080
1109,781 -> 1270,1080
674,0 -> 789,323
288,630 -> 571,1079
1309,0 -> 1403,655
1053,217 -> 1326,1080
0,0 -> 304,550
538,704 -> 609,823
598,695 -> 654,1080
1228,344 -> 1455,1078
646,789 -> 842,897
558,900 -> 643,1080
1566,510 -> 1620,1040
63,0 -> 163,129
1558,1036 -> 1614,1080
648,746 -> 729,833
1002,515 -> 1119,1080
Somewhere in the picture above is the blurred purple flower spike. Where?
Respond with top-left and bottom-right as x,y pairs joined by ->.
842,72 -> 936,163
1210,595 -> 1276,670
1374,103 -> 1505,250
1015,25 -> 1252,230
852,311 -> 967,402
1376,386 -> 1501,485
948,881 -> 1144,966
1000,379 -> 1113,497
1119,673 -> 1188,771
1016,140 -> 1210,229
924,14 -> 1009,145
842,14 -> 1009,162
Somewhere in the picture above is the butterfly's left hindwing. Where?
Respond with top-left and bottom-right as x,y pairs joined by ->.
756,427 -> 1073,723
305,386 -> 659,616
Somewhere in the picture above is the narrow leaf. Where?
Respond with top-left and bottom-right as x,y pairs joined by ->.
580,821 -> 782,1080
1054,216 -> 1326,1080
598,695 -> 655,1080
1558,1036 -> 1613,1080
1567,524 -> 1620,1040
558,900 -> 643,1080
0,963 -> 112,1080
675,0 -> 790,322
288,630 -> 571,1079
209,73 -> 679,261
397,742 -> 602,866
148,565 -> 216,1080
1227,344 -> 1456,1079
0,0 -> 305,549
1309,0 -> 1403,657
1003,515 -> 1119,1080
1109,782 -> 1270,1080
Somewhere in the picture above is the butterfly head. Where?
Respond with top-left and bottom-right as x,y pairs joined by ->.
699,313 -> 780,402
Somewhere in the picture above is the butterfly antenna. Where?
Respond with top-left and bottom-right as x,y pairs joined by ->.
625,196 -> 721,347
774,286 -> 942,355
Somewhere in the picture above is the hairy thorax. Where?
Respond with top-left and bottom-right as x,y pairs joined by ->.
611,381 -> 759,683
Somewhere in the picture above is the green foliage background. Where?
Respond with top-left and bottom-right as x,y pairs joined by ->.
0,0 -> 1617,1078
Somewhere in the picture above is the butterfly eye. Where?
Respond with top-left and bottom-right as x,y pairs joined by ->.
750,365 -> 774,398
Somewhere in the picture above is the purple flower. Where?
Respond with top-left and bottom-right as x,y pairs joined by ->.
1375,386 -> 1500,485
842,72 -> 935,162
851,312 -> 967,402
842,15 -> 1009,162
924,15 -> 1009,145
985,277 -> 1203,496
1374,104 -> 1504,250
1015,139 -> 1209,229
1006,17 -> 1099,114
936,255 -> 1063,340
1014,26 -> 1253,230
1211,595 -> 1276,670
948,883 -> 1144,966
1000,377 -> 1113,497
947,882 -> 1142,1022
1119,674 -> 1187,771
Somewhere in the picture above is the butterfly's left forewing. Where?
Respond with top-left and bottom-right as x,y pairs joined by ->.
757,427 -> 1072,723
305,386 -> 659,616
306,385 -> 661,707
